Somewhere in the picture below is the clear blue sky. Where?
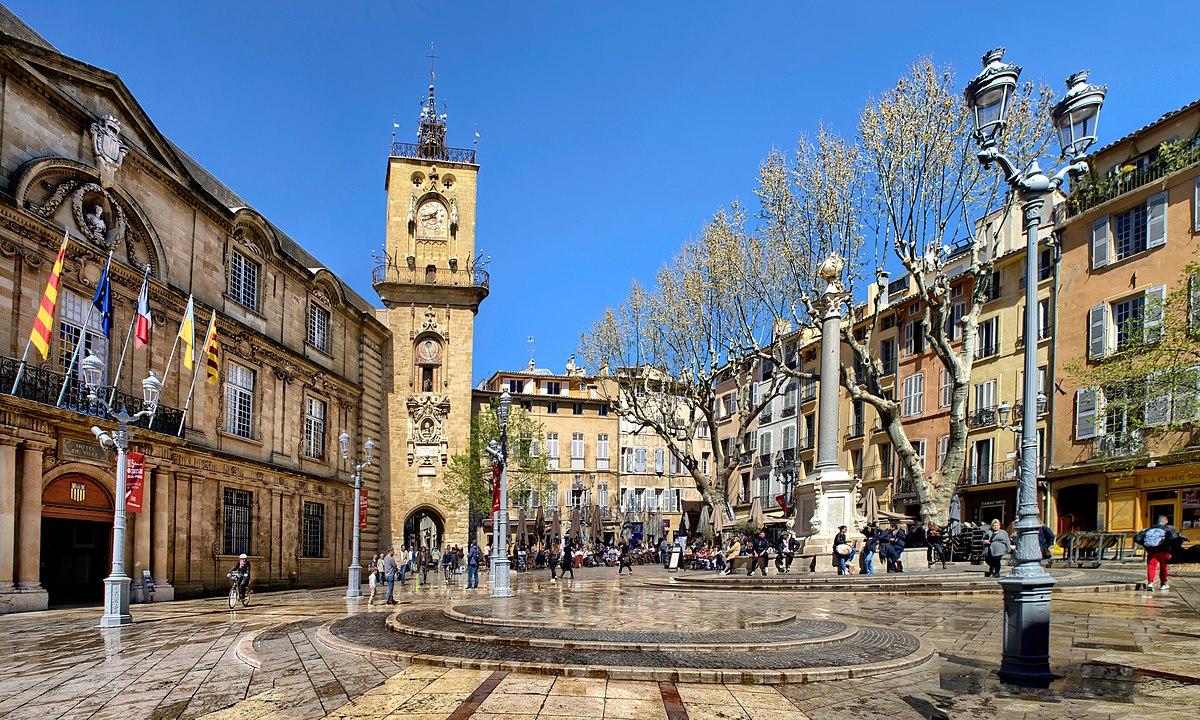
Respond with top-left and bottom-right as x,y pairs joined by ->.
10,1 -> 1197,384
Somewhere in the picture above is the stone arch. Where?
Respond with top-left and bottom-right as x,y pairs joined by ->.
403,505 -> 445,550
310,268 -> 345,308
13,156 -> 168,279
230,208 -> 278,260
42,470 -> 114,523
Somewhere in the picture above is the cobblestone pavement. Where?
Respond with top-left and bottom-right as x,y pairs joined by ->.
0,564 -> 1195,719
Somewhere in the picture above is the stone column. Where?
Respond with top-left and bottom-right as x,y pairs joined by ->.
134,467 -> 152,579
794,260 -> 858,562
152,470 -> 171,582
0,441 -> 16,588
16,443 -> 45,590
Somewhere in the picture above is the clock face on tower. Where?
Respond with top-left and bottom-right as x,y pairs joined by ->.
417,200 -> 447,237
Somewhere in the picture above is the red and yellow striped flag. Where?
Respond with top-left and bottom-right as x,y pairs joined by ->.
29,233 -> 69,359
203,315 -> 220,384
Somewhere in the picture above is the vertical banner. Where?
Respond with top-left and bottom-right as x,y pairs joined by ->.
490,464 -> 501,513
359,488 -> 368,529
126,452 -> 146,512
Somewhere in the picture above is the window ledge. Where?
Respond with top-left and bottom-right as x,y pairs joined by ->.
219,429 -> 263,447
222,292 -> 266,321
305,341 -> 332,358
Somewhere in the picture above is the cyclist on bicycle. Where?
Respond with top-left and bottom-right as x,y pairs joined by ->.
229,553 -> 250,600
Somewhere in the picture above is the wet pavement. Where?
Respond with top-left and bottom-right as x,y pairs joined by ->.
0,564 -> 1194,718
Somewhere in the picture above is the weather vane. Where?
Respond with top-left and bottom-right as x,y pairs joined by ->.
427,42 -> 438,82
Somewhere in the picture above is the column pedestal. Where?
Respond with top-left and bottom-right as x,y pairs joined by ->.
795,466 -> 858,561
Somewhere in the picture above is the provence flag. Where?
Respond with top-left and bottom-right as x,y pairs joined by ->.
92,253 -> 113,338
29,233 -> 69,358
203,315 -> 220,384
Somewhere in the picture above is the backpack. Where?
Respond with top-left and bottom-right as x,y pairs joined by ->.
1140,527 -> 1166,548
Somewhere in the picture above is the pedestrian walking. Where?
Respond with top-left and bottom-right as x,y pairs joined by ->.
466,542 -> 483,589
1135,515 -> 1181,591
560,541 -> 575,581
862,526 -> 877,575
617,541 -> 634,576
367,553 -> 380,605
1037,524 -> 1056,567
419,546 -> 432,585
382,548 -> 398,605
550,541 -> 560,582
982,519 -> 1010,578
926,522 -> 945,569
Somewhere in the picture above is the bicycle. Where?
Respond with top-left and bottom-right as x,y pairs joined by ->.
227,571 -> 251,608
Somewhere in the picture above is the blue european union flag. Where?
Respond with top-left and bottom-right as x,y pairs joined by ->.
92,255 -> 112,338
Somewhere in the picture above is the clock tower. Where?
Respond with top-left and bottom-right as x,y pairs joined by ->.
375,81 -> 488,550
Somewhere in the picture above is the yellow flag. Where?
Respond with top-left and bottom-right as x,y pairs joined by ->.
178,295 -> 195,370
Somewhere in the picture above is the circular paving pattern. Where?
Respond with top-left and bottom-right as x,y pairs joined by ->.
321,607 -> 933,683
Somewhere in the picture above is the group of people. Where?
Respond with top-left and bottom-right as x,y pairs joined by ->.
366,542 -> 487,605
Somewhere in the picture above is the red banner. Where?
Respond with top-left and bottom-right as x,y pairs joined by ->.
775,493 -> 789,514
491,464 -> 502,513
126,452 -> 146,513
359,488 -> 368,529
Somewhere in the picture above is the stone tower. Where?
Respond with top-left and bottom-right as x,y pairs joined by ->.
375,81 -> 488,550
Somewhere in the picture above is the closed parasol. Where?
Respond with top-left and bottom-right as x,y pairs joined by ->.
750,497 -> 766,528
712,501 -> 725,537
571,505 -> 581,540
535,505 -> 546,546
864,486 -> 880,526
696,504 -> 711,535
517,507 -> 528,547
591,504 -> 603,546
552,509 -> 562,545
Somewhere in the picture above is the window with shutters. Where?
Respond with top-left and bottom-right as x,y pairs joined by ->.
970,438 -> 993,484
1114,205 -> 1148,260
304,397 -> 325,459
229,251 -> 260,312
804,413 -> 816,449
596,434 -> 610,470
937,434 -> 950,469
307,303 -> 330,352
903,319 -> 925,355
783,424 -> 797,451
225,363 -> 255,438
634,447 -> 647,473
1019,298 -> 1053,343
758,431 -> 772,462
946,301 -> 967,340
902,373 -> 924,417
880,338 -> 896,376
879,444 -> 893,478
940,368 -> 953,408
546,433 -> 559,469
1113,296 -> 1144,351
302,501 -> 324,557
571,433 -> 585,469
975,317 -> 999,358
651,447 -> 663,473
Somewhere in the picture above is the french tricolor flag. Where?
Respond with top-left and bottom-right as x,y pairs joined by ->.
135,276 -> 152,348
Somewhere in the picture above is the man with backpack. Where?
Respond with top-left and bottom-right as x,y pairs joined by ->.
466,542 -> 483,589
1135,515 -> 1181,591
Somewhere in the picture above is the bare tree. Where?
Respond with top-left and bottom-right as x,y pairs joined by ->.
841,58 -> 1054,523
580,210 -> 790,515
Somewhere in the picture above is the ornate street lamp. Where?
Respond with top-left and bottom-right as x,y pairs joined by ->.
965,47 -> 1105,687
486,390 -> 513,597
83,354 -> 160,627
340,430 -> 375,599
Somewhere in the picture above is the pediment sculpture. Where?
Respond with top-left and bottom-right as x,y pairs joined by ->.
405,394 -> 451,468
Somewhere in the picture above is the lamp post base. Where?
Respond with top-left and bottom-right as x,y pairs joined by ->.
346,563 -> 363,599
998,571 -> 1058,688
491,557 -> 513,598
99,574 -> 132,628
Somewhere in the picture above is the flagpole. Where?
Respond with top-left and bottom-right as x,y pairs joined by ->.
149,294 -> 192,431
108,264 -> 151,407
9,339 -> 34,395
56,250 -> 113,408
177,313 -> 213,436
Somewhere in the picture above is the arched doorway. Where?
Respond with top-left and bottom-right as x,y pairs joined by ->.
403,507 -> 444,550
41,474 -> 113,606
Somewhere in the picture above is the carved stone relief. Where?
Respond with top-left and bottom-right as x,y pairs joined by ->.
405,394 -> 450,468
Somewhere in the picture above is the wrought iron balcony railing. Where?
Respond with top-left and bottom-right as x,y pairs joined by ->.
372,253 -> 490,289
390,141 -> 477,164
0,356 -> 185,436
847,421 -> 865,439
1068,144 -> 1200,217
974,341 -> 999,360
968,407 -> 998,429
781,405 -> 796,417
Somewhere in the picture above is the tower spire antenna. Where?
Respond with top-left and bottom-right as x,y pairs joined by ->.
427,42 -> 438,83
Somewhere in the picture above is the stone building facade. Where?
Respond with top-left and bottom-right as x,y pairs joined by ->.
0,10 -> 388,612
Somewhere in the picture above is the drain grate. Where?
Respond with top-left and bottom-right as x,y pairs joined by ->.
1074,641 -> 1142,653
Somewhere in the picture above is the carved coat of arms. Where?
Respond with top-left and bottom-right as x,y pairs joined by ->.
90,115 -> 128,184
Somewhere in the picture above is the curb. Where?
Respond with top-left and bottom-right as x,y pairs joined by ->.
316,620 -> 937,685
234,628 -> 266,670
